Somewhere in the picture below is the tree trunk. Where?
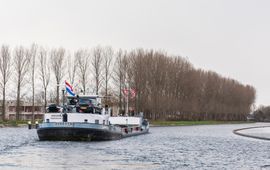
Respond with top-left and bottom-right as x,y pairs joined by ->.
16,82 -> 20,121
32,80 -> 35,122
2,86 -> 5,121
44,87 -> 47,112
56,84 -> 59,105
96,77 -> 99,95
105,78 -> 108,104
83,83 -> 86,95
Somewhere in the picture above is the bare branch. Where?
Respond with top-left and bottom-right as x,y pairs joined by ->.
14,46 -> 30,120
50,48 -> 66,105
38,47 -> 50,109
76,49 -> 90,94
91,46 -> 103,95
0,45 -> 12,120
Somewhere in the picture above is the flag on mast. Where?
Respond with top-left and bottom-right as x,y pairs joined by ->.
122,88 -> 136,98
65,80 -> 75,96
130,89 -> 136,99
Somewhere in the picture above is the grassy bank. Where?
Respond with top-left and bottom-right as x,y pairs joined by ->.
0,120 -> 254,127
0,120 -> 31,127
150,120 -> 255,126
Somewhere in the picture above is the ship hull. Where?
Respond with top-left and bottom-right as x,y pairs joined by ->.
37,122 -> 149,141
37,128 -> 122,141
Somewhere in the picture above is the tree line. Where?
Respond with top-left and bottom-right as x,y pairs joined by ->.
0,44 -> 256,121
252,106 -> 270,122
116,49 -> 256,121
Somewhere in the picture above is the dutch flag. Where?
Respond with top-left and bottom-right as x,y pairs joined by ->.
65,80 -> 75,96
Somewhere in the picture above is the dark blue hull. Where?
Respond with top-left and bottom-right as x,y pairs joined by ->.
37,127 -> 122,141
37,122 -> 149,141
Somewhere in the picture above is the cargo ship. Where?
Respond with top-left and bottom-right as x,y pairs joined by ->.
37,95 -> 149,141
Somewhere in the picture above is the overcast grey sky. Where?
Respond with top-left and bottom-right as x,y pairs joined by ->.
0,0 -> 269,106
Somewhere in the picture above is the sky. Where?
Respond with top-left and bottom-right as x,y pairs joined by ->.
0,0 -> 269,106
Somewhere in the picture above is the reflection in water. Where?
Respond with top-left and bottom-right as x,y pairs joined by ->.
0,123 -> 270,169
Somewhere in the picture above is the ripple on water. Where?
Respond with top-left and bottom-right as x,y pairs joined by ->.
0,123 -> 270,169
0,128 -> 37,152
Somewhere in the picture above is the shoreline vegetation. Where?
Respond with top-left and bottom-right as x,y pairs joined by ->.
0,45 -> 256,122
0,120 -> 255,128
0,120 -> 30,127
150,120 -> 255,126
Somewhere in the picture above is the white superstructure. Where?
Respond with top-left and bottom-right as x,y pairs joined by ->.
44,113 -> 111,125
109,117 -> 142,126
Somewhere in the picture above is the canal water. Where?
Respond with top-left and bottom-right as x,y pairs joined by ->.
0,123 -> 269,170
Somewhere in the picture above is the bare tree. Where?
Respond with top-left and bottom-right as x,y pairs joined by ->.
67,53 -> 77,85
14,46 -> 30,120
0,44 -> 257,122
102,47 -> 114,104
76,49 -> 90,94
51,48 -> 65,105
39,47 -> 50,110
91,46 -> 103,95
0,45 -> 12,121
123,49 -> 256,121
28,44 -> 38,122
112,49 -> 127,114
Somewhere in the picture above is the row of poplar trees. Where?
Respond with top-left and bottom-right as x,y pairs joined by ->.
116,49 -> 256,121
0,44 -> 116,121
0,44 -> 256,121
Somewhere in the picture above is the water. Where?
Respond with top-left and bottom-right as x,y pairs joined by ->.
0,123 -> 270,170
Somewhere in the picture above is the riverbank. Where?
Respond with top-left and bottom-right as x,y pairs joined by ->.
0,120 -> 30,128
0,120 -> 254,128
150,120 -> 255,126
